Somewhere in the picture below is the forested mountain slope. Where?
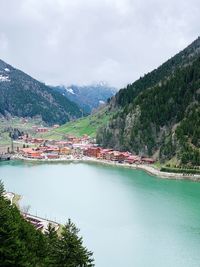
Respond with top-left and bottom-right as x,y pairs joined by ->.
97,37 -> 200,166
0,59 -> 82,125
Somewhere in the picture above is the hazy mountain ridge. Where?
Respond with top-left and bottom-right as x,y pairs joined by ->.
51,83 -> 117,114
0,59 -> 82,125
97,37 -> 200,166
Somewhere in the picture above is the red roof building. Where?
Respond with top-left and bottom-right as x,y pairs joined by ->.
125,155 -> 141,164
20,148 -> 44,159
84,147 -> 101,158
47,153 -> 59,159
141,157 -> 155,164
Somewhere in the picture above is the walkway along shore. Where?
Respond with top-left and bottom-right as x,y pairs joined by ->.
12,154 -> 200,182
4,191 -> 60,234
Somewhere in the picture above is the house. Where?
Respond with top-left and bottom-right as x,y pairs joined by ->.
109,151 -> 128,162
98,149 -> 113,160
20,148 -> 44,159
36,127 -> 49,133
47,153 -> 59,159
84,147 -> 101,158
59,147 -> 71,155
125,155 -> 141,164
141,157 -> 155,164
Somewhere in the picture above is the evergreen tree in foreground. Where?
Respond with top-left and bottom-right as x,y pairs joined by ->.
47,220 -> 94,267
0,181 -> 95,267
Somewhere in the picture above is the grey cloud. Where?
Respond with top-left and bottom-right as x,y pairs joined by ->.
0,0 -> 199,88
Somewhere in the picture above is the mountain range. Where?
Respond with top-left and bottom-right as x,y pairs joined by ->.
51,83 -> 117,114
0,59 -> 116,125
1,36 -> 200,167
0,59 -> 82,125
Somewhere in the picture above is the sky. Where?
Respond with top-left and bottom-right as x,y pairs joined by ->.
0,0 -> 199,88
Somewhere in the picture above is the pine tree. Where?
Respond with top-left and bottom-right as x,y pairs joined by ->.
0,182 -> 95,267
52,219 -> 94,267
45,224 -> 59,267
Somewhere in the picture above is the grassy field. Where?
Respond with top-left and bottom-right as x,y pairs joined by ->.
39,108 -> 112,140
0,117 -> 43,132
0,108 -> 111,146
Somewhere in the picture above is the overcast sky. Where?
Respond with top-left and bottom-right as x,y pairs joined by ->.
0,0 -> 199,88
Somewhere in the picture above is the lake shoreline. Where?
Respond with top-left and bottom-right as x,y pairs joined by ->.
11,155 -> 200,182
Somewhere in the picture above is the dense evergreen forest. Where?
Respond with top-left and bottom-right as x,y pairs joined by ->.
0,181 -> 94,267
97,37 -> 200,167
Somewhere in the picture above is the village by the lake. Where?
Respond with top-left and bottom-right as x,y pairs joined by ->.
1,3 -> 200,266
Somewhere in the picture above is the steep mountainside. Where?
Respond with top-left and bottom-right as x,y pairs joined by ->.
51,83 -> 117,114
0,60 -> 82,125
97,37 -> 200,166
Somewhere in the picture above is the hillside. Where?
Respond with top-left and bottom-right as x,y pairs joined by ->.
97,37 -> 200,166
0,59 -> 82,125
40,107 -> 111,139
51,83 -> 117,114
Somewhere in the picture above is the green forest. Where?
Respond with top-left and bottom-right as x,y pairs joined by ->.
97,38 -> 200,167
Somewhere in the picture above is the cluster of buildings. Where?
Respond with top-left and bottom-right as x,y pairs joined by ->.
83,147 -> 155,164
20,147 -> 62,159
18,134 -> 155,164
18,134 -> 92,146
18,134 -> 93,160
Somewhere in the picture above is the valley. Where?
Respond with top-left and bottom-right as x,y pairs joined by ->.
1,32 -> 200,267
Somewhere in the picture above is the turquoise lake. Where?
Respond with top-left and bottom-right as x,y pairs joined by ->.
1,160 -> 200,267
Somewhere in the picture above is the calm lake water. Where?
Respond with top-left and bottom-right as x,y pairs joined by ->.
1,160 -> 200,267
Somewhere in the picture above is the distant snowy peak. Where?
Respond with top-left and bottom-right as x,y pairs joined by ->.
66,88 -> 75,95
51,82 -> 117,114
57,83 -> 117,113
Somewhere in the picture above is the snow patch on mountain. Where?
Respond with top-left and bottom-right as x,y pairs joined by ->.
4,68 -> 10,72
66,88 -> 75,94
0,74 -> 10,82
